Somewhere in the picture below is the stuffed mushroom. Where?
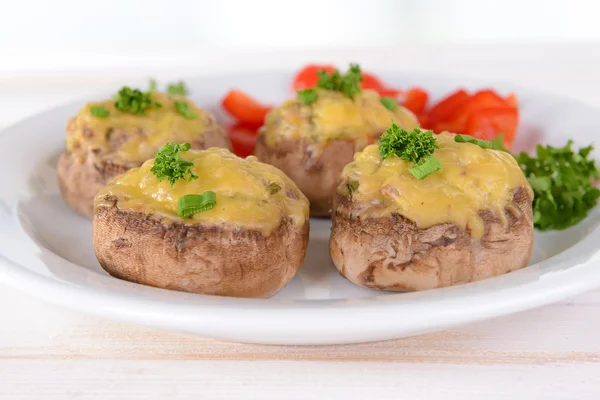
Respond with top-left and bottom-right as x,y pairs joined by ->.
254,65 -> 418,217
59,86 -> 230,218
93,145 -> 310,298
330,125 -> 534,291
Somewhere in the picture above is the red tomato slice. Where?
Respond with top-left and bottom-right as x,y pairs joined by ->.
292,64 -> 335,91
465,107 -> 518,148
401,88 -> 429,115
226,122 -> 262,158
505,93 -> 519,108
427,89 -> 471,126
221,90 -> 272,125
436,89 -> 512,133
378,88 -> 403,98
416,113 -> 430,129
360,72 -> 387,91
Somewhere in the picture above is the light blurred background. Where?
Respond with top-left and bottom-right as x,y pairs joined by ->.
0,0 -> 598,72
0,0 -> 599,125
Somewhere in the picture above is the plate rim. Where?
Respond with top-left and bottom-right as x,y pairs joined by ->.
0,70 -> 599,344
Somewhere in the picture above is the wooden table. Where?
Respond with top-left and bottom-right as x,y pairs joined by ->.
1,46 -> 600,399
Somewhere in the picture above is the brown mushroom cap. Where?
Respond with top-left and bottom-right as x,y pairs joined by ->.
330,132 -> 535,291
92,148 -> 310,298
255,89 -> 418,217
58,91 -> 230,218
93,203 -> 309,298
330,187 -> 534,291
254,136 -> 356,217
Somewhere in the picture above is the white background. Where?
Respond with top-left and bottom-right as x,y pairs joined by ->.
1,0 -> 600,72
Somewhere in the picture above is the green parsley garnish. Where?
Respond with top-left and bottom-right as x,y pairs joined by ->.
174,101 -> 197,120
178,192 -> 216,217
150,142 -> 198,186
297,88 -> 318,105
114,87 -> 161,115
455,134 -> 510,153
380,97 -> 398,111
316,63 -> 363,98
90,106 -> 110,118
167,81 -> 189,97
517,141 -> 600,231
379,123 -> 442,180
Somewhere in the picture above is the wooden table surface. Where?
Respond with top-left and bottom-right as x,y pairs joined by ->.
1,46 -> 600,399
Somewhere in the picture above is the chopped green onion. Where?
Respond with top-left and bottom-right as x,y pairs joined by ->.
346,180 -> 359,195
149,78 -> 157,91
174,101 -> 197,120
408,157 -> 442,180
454,133 -> 510,153
490,134 -> 511,153
297,88 -> 318,105
267,183 -> 282,194
90,106 -> 110,118
177,191 -> 217,217
380,97 -> 398,111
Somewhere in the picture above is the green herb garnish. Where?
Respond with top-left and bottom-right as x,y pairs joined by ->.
455,134 -> 510,152
379,123 -> 441,180
379,122 -> 442,179
177,192 -> 216,217
408,157 -> 444,180
297,88 -> 318,105
174,101 -> 197,120
167,81 -> 189,97
380,97 -> 398,111
316,63 -> 363,98
517,141 -> 600,231
114,86 -> 161,115
150,142 -> 198,186
90,105 -> 110,118
267,182 -> 282,195
149,78 -> 157,91
346,180 -> 359,195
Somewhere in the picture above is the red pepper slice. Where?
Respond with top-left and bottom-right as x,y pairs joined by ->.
401,88 -> 429,115
226,122 -> 262,158
434,89 -> 512,133
427,89 -> 471,126
221,90 -> 272,125
465,107 -> 518,148
292,64 -> 335,91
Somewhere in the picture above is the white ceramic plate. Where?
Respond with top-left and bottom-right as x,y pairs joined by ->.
0,71 -> 599,345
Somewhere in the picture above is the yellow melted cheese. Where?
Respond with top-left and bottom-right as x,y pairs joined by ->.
339,132 -> 533,240
261,89 -> 419,149
95,148 -> 309,235
67,91 -> 218,164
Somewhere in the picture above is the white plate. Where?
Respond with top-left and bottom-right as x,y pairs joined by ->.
0,71 -> 599,345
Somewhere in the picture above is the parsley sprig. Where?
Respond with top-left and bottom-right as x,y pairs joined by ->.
114,87 -> 162,115
379,123 -> 442,180
167,81 -> 189,96
517,141 -> 599,230
297,63 -> 364,104
150,142 -> 198,186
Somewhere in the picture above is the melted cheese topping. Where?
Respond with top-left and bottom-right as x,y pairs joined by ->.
66,91 -> 218,164
339,132 -> 533,240
95,148 -> 309,235
261,89 -> 419,149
